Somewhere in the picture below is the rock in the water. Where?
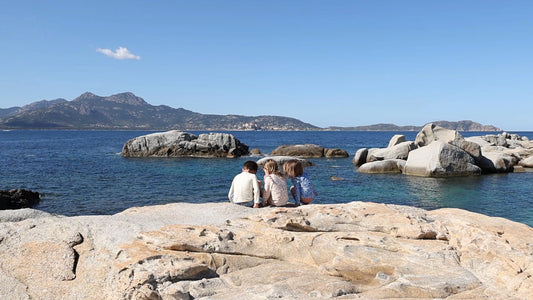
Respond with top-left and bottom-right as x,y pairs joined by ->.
352,148 -> 368,167
249,148 -> 261,155
416,123 -> 482,160
415,123 -> 464,147
354,124 -> 533,177
271,144 -> 349,158
271,144 -> 325,157
387,134 -> 406,148
477,151 -> 519,173
324,148 -> 349,158
256,156 -> 314,168
121,130 -> 249,158
0,189 -> 40,210
367,141 -> 417,162
404,141 -> 481,177
358,159 -> 405,174
519,156 -> 533,168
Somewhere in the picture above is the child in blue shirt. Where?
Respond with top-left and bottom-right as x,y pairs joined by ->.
283,160 -> 317,205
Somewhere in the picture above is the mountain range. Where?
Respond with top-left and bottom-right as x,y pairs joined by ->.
0,92 -> 501,131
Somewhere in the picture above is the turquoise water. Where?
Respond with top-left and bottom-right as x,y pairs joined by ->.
1,130 -> 532,226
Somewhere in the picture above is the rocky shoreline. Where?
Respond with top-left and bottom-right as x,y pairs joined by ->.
354,123 -> 533,177
2,127 -> 533,299
1,202 -> 532,299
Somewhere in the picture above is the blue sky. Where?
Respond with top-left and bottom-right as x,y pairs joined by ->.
1,1 -> 532,130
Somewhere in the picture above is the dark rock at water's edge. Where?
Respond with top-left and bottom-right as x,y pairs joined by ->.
0,189 -> 40,210
121,130 -> 249,158
271,144 -> 349,158
256,156 -> 314,170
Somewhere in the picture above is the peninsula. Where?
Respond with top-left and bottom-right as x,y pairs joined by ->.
1,92 -> 500,131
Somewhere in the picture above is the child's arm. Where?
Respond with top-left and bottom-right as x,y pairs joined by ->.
293,178 -> 302,205
252,176 -> 261,208
228,180 -> 235,203
262,176 -> 272,206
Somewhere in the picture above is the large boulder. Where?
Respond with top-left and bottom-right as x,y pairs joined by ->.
457,139 -> 483,161
0,189 -> 40,210
465,136 -> 493,147
271,144 -> 324,157
352,148 -> 368,167
358,159 -> 405,174
367,141 -> 417,162
356,128 -> 532,177
478,151 -> 520,173
324,148 -> 349,158
416,123 -> 482,160
387,134 -> 406,148
415,123 -> 463,147
519,156 -> 533,168
121,130 -> 249,158
404,141 -> 482,177
482,134 -> 509,147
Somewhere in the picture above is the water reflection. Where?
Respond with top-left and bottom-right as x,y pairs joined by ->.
403,176 -> 485,210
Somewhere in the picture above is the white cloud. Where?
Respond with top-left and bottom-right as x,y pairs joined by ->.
96,47 -> 140,60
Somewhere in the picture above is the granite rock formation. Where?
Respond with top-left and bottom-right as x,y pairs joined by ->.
272,144 -> 349,158
121,130 -> 249,158
356,123 -> 533,177
0,202 -> 531,299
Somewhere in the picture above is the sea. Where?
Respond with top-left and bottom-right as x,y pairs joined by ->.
1,130 -> 532,227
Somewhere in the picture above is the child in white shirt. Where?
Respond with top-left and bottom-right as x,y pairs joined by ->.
228,160 -> 261,208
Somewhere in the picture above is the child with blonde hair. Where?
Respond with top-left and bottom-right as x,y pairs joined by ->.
261,159 -> 289,207
283,160 -> 317,205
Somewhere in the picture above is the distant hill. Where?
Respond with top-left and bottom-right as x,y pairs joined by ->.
327,120 -> 501,132
430,120 -> 501,131
0,92 -> 502,131
0,92 -> 319,130
327,123 -> 421,131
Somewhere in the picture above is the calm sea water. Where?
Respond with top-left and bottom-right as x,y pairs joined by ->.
1,130 -> 532,226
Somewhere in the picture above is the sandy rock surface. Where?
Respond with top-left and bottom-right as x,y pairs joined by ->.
0,202 -> 532,299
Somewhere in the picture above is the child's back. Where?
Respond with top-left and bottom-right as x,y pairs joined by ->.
228,160 -> 261,208
284,160 -> 317,205
263,173 -> 288,206
262,159 -> 289,207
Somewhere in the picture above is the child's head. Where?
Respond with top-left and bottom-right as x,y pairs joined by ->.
283,160 -> 303,178
263,159 -> 281,176
242,160 -> 258,174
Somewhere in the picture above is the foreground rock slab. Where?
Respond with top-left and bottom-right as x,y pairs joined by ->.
0,202 -> 532,299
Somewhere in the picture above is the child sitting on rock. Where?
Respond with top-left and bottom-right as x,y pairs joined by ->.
228,160 -> 262,208
261,159 -> 289,207
284,160 -> 317,205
